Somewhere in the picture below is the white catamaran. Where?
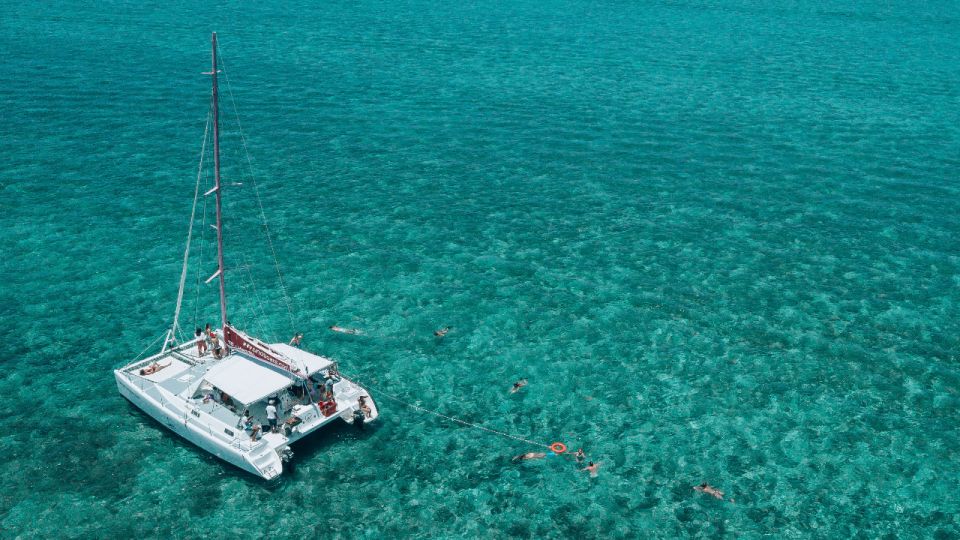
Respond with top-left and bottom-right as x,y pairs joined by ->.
115,33 -> 378,480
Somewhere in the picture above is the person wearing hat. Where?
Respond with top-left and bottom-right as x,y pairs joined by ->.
265,400 -> 278,433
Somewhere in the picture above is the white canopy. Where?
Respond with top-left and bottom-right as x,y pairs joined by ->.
203,355 -> 293,405
270,343 -> 334,375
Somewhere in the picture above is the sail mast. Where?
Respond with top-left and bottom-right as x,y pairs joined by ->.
211,32 -> 228,328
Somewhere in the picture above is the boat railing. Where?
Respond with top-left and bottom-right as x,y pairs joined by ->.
120,337 -> 204,372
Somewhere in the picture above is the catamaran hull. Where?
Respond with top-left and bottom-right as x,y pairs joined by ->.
115,371 -> 279,479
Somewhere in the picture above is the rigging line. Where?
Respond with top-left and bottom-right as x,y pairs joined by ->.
134,332 -> 169,362
340,370 -> 552,450
169,112 -> 211,350
238,253 -> 272,342
192,137 -> 212,329
193,165 -> 209,328
215,43 -> 299,334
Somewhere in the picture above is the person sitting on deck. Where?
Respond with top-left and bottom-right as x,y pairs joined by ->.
139,362 -> 171,376
239,410 -> 253,431
358,396 -> 372,418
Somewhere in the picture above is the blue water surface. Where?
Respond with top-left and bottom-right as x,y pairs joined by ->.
1,1 -> 959,537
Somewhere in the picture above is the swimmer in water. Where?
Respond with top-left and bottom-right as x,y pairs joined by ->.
574,448 -> 586,465
512,452 -> 547,462
289,332 -> 303,347
329,325 -> 361,335
509,379 -> 528,394
693,483 -> 726,500
581,461 -> 600,477
434,326 -> 450,337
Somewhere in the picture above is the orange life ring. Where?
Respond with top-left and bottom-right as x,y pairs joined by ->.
550,442 -> 567,454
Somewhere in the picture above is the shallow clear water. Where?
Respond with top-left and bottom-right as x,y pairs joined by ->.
1,0 -> 959,537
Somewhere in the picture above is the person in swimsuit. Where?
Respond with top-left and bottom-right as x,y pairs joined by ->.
693,483 -> 728,501
510,379 -> 528,394
330,325 -> 361,335
358,396 -> 372,418
581,462 -> 600,477
195,327 -> 206,356
574,448 -> 586,465
289,332 -> 303,347
208,328 -> 222,359
139,362 -> 171,376
434,327 -> 450,337
512,452 -> 547,462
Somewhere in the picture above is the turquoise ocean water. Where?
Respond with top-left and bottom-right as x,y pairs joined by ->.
2,1 -> 959,537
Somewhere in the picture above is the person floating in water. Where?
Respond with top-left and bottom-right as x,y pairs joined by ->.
512,452 -> 547,462
693,483 -> 732,502
510,379 -> 528,394
289,332 -> 303,347
581,461 -> 600,477
330,325 -> 361,335
434,326 -> 450,338
574,448 -> 586,465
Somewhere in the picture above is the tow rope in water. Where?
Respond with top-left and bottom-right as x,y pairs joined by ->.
342,371 -> 562,452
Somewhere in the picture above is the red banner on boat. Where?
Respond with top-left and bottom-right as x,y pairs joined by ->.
223,325 -> 303,377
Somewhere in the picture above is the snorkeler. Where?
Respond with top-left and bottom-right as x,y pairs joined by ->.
510,379 -> 528,394
512,452 -> 547,462
693,483 -> 729,501
329,325 -> 361,335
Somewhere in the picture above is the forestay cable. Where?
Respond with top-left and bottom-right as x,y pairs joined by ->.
167,113 -> 211,351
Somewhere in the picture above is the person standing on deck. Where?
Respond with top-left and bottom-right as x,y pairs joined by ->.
265,401 -> 278,433
323,373 -> 335,398
204,324 -> 214,356
195,328 -> 207,356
